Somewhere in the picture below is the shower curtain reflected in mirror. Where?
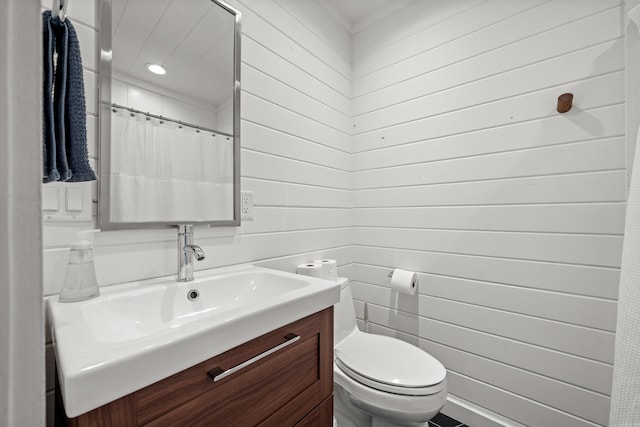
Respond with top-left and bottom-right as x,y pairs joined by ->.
110,109 -> 233,223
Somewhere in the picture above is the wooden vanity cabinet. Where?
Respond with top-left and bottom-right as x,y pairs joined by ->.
64,307 -> 334,427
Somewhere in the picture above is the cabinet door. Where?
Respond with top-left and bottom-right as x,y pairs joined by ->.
67,308 -> 334,427
294,395 -> 333,427
65,394 -> 137,427
139,308 -> 333,426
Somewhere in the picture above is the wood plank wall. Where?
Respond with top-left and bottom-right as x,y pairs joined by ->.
350,1 -> 625,426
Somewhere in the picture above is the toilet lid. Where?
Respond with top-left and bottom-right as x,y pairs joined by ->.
335,332 -> 446,395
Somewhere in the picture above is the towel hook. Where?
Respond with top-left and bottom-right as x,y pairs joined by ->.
52,0 -> 68,22
557,93 -> 573,113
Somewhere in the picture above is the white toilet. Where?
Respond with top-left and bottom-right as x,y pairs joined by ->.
333,277 -> 447,427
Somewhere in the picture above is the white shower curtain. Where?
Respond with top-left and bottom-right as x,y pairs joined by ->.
609,5 -> 640,425
609,127 -> 640,426
110,110 -> 233,223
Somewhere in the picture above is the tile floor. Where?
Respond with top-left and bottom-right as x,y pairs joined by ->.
429,412 -> 468,427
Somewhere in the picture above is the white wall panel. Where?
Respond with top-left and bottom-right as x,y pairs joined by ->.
353,72 -> 624,152
353,41 -> 623,133
354,171 -> 627,209
353,264 -> 617,331
359,303 -> 613,395
274,0 -> 350,63
354,203 -> 625,234
43,0 -> 354,293
424,341 -> 610,425
425,274 -> 617,331
353,18 -> 620,116
445,371 -> 601,427
42,1 -> 628,426
366,300 -> 614,364
353,1 -> 620,97
352,247 -> 620,300
242,150 -> 350,189
354,138 -> 625,189
351,1 -> 625,425
354,7 -> 622,112
241,121 -> 350,171
243,64 -> 351,133
44,227 -> 353,295
230,0 -> 350,96
239,207 -> 352,234
371,323 -> 607,427
353,105 -> 624,171
242,178 -> 352,208
353,0 -> 549,82
255,246 -> 353,276
355,226 -> 622,269
242,37 -> 350,115
237,0 -> 350,80
368,140 -> 623,187
243,92 -> 350,150
352,0 -> 484,67
242,122 -> 351,171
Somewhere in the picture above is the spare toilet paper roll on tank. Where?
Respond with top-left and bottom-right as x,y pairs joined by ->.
315,259 -> 338,281
390,268 -> 417,296
297,262 -> 323,278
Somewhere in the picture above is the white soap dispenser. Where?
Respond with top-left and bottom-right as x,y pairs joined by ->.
59,229 -> 100,302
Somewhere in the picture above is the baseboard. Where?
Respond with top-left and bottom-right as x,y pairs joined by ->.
441,395 -> 527,427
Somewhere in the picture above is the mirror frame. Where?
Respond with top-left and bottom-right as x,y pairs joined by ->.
97,0 -> 241,230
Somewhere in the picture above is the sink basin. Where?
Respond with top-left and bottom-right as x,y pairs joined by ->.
47,264 -> 340,418
81,269 -> 313,344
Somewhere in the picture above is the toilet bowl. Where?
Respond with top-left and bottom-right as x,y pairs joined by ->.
333,278 -> 447,427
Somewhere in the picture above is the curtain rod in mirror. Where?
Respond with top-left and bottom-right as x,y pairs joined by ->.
110,102 -> 233,138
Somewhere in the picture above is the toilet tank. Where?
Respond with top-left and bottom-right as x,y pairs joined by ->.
334,277 -> 358,346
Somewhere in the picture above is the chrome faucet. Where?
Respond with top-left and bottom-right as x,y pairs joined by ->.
177,225 -> 205,282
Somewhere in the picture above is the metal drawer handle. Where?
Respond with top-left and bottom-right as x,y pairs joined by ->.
207,333 -> 300,382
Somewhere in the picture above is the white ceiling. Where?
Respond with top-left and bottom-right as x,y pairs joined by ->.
112,0 -> 235,108
110,0 -> 409,110
320,0 -> 414,33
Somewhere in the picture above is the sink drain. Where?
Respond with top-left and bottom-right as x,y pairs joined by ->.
187,289 -> 200,301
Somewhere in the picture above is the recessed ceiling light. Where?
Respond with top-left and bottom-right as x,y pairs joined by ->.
146,63 -> 166,75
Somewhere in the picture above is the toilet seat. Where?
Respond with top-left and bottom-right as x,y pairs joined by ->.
335,332 -> 446,396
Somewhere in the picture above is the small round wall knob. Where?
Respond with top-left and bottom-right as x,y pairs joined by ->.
557,93 -> 573,113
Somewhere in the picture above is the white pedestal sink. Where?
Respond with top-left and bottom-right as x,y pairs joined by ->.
47,264 -> 340,418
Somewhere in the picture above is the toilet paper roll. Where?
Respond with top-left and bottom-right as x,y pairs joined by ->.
390,269 -> 417,295
315,259 -> 338,281
297,262 -> 323,278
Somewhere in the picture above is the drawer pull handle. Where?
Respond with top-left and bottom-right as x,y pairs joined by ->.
207,333 -> 300,382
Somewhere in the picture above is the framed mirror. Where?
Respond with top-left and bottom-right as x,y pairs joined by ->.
98,0 -> 241,229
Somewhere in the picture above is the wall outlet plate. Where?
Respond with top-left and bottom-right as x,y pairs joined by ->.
241,191 -> 253,220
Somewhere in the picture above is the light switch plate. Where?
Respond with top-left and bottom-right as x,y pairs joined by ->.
42,186 -> 60,212
42,182 -> 92,222
66,187 -> 83,211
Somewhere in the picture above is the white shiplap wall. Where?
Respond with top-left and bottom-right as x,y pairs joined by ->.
351,1 -> 624,427
42,0 -> 353,294
42,0 -> 352,424
42,1 -> 629,426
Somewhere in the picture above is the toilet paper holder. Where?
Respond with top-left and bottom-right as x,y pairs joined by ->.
387,268 -> 418,295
